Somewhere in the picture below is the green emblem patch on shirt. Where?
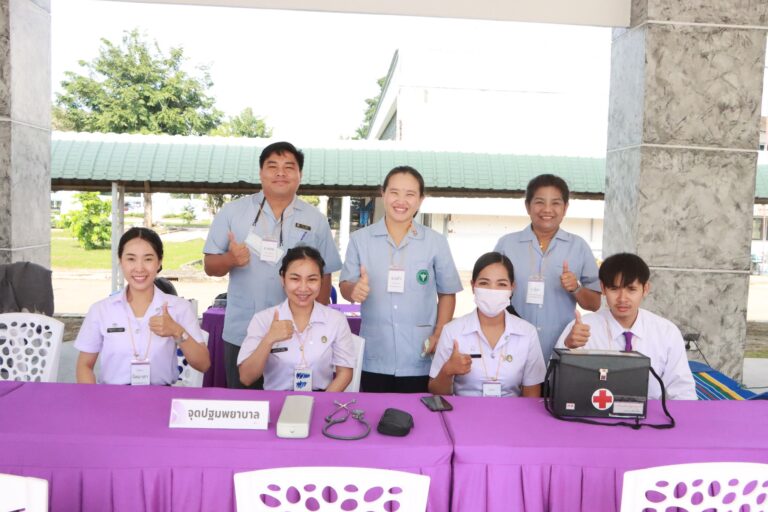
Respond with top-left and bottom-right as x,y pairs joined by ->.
416,269 -> 430,285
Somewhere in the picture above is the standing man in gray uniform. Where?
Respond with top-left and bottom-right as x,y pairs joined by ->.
204,141 -> 342,389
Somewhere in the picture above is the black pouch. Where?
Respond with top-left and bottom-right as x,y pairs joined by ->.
376,408 -> 414,437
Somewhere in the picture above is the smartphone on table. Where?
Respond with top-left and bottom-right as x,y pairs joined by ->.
420,395 -> 453,412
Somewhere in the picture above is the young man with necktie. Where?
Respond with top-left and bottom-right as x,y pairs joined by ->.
554,252 -> 696,400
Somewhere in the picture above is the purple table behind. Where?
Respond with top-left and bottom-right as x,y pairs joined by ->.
0,381 -> 451,512
200,307 -> 226,388
329,303 -> 361,335
444,396 -> 768,512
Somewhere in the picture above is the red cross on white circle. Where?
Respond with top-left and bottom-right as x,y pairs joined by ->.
591,388 -> 614,410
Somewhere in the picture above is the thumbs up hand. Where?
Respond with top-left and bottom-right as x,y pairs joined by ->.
150,303 -> 183,338
264,309 -> 294,345
351,265 -> 370,303
444,340 -> 472,376
560,260 -> 579,293
227,232 -> 251,267
565,310 -> 591,349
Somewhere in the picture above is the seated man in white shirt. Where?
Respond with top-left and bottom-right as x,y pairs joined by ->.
555,252 -> 696,400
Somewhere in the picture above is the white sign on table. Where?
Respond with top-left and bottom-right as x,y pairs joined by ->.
169,399 -> 270,430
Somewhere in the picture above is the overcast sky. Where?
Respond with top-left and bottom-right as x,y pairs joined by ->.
51,1 -> 768,157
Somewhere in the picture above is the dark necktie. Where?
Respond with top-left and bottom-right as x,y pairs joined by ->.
623,331 -> 633,352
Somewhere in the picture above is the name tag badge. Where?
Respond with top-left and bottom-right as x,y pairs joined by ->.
107,327 -> 125,333
260,238 -> 280,263
245,231 -> 263,255
130,360 -> 151,386
526,276 -> 545,305
482,381 -> 502,397
270,346 -> 288,354
293,367 -> 313,391
387,266 -> 406,293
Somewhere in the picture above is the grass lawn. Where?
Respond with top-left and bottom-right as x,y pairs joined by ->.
52,230 -> 204,271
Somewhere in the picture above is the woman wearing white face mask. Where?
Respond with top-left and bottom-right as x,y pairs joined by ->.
428,252 -> 546,397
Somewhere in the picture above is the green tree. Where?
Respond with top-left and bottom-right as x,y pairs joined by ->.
53,29 -> 222,135
60,192 -> 112,250
210,107 -> 272,138
180,203 -> 196,225
353,76 -> 386,140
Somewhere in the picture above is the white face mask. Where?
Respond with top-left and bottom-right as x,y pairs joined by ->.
473,287 -> 512,317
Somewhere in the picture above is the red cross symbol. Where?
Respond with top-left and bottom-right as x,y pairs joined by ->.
591,388 -> 614,410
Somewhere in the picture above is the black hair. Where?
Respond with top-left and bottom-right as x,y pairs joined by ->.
118,227 -> 164,272
471,252 -> 515,284
279,246 -> 325,277
382,166 -> 425,197
599,252 -> 650,287
259,141 -> 304,171
525,174 -> 570,205
154,277 -> 177,296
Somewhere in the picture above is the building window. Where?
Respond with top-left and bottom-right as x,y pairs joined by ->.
753,217 -> 765,240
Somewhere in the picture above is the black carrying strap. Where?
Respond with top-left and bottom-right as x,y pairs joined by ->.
544,363 -> 675,430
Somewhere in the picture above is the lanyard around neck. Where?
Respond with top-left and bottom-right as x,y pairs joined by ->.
253,196 -> 284,246
123,301 -> 153,361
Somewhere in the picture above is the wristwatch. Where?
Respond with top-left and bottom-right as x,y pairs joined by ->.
570,285 -> 582,294
175,330 -> 190,346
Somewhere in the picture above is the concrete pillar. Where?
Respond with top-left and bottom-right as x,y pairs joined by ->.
111,182 -> 125,292
0,0 -> 51,266
604,1 -> 768,379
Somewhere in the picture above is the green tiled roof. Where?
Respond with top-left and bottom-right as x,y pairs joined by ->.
50,132 -> 768,200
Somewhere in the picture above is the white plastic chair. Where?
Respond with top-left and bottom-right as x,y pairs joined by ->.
174,331 -> 208,387
0,313 -> 64,382
621,462 -> 768,512
234,466 -> 430,512
344,334 -> 365,392
0,473 -> 49,512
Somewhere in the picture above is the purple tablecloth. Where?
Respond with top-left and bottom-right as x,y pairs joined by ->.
444,396 -> 768,512
329,303 -> 362,335
0,382 -> 452,512
201,307 -> 226,388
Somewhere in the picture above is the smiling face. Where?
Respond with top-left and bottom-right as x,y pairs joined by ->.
525,185 -> 568,236
119,237 -> 161,294
601,276 -> 650,329
259,151 -> 301,201
382,172 -> 424,224
281,257 -> 322,309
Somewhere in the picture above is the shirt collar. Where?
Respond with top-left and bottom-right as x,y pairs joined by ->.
109,285 -> 174,317
518,224 -> 569,243
370,217 -> 425,241
600,307 -> 646,340
253,192 -> 300,218
276,299 -> 328,326
461,310 -> 531,338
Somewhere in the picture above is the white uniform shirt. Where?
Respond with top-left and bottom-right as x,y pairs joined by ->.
429,310 -> 547,397
74,286 -> 205,385
237,300 -> 357,391
554,308 -> 697,400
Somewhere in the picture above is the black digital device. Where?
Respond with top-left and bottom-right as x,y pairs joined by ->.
420,395 -> 453,412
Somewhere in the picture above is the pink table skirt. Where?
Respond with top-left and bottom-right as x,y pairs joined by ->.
0,382 -> 452,512
445,396 -> 768,512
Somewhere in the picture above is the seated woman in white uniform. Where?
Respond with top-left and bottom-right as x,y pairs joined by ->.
238,246 -> 355,391
75,227 -> 211,385
429,252 -> 546,397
